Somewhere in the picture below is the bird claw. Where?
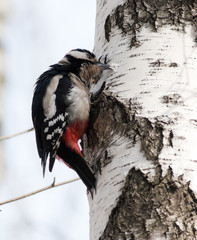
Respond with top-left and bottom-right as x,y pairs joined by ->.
98,54 -> 109,64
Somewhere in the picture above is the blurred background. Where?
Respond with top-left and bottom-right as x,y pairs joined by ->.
0,0 -> 96,239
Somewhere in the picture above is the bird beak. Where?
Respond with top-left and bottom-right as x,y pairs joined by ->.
96,62 -> 112,70
92,62 -> 113,84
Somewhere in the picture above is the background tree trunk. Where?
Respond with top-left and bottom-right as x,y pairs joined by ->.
83,0 -> 197,239
0,0 -> 7,179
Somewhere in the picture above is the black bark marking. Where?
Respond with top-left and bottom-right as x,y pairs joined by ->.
162,94 -> 184,106
169,130 -> 174,148
104,15 -> 111,42
104,0 -> 197,44
137,118 -> 164,162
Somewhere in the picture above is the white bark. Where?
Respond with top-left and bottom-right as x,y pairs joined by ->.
87,1 -> 197,239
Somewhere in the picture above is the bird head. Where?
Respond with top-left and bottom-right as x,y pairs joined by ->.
59,49 -> 112,87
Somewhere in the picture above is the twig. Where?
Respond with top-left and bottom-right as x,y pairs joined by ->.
0,127 -> 34,141
0,177 -> 80,206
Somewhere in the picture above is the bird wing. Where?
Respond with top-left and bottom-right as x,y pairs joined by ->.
32,70 -> 72,175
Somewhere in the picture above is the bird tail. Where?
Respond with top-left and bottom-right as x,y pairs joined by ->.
57,143 -> 96,191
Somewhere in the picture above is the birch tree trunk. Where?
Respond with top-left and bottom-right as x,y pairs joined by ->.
83,0 -> 197,239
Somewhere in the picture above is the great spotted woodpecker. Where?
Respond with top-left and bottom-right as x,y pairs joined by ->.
32,49 -> 111,190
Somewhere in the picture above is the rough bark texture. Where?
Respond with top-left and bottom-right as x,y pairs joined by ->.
86,92 -> 164,171
85,92 -> 197,239
84,0 -> 197,239
104,0 -> 197,45
100,167 -> 197,240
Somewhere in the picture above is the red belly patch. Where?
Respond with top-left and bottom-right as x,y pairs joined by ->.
62,121 -> 88,156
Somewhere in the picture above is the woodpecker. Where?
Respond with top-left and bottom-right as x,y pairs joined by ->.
32,49 -> 111,190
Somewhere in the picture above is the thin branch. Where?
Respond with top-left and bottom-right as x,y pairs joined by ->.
0,127 -> 34,141
0,177 -> 80,206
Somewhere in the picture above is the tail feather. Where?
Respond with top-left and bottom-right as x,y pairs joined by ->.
41,152 -> 48,177
69,154 -> 96,190
57,143 -> 96,190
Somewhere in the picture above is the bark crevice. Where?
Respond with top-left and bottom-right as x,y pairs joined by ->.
83,93 -> 164,171
99,167 -> 197,240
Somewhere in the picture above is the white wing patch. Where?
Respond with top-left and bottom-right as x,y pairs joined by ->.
42,74 -> 63,118
48,113 -> 66,127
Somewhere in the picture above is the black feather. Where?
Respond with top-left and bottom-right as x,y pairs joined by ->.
57,141 -> 96,190
32,67 -> 71,175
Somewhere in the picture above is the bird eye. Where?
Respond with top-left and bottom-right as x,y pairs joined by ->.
86,54 -> 92,60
